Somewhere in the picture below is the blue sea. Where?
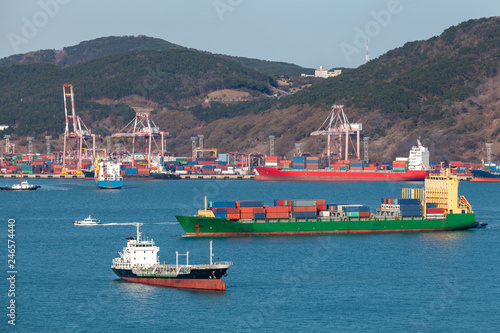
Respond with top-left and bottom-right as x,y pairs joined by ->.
1,178 -> 499,332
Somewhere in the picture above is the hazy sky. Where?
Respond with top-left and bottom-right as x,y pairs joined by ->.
1,0 -> 498,69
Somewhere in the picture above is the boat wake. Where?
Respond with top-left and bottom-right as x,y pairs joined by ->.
100,222 -> 178,226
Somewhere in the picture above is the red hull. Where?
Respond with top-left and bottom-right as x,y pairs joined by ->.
254,167 -> 428,181
185,227 -> 470,237
122,277 -> 226,291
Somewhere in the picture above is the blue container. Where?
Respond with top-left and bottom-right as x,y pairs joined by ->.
125,168 -> 138,175
394,198 -> 420,205
399,204 -> 422,211
294,212 -> 317,218
177,166 -> 184,170
292,165 -> 305,169
210,201 -> 237,208
239,200 -> 264,208
292,157 -> 306,162
213,208 -> 227,214
202,165 -> 215,169
253,213 -> 266,219
426,203 -> 437,208
215,214 -> 227,219
401,211 -> 422,217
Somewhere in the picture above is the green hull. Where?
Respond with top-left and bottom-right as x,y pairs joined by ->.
175,213 -> 476,237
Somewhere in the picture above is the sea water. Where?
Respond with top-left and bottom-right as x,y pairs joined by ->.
1,179 -> 499,332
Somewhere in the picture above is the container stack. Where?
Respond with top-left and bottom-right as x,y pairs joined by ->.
292,156 -> 306,169
265,156 -> 279,167
425,202 -> 444,219
377,198 -> 422,217
392,159 -> 407,171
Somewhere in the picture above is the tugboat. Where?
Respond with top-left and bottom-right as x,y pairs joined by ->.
111,223 -> 232,291
94,155 -> 123,189
73,215 -> 101,226
0,174 -> 40,191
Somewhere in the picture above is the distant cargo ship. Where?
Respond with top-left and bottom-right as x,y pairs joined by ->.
470,169 -> 500,181
255,140 -> 431,182
94,156 -> 123,189
176,169 -> 476,237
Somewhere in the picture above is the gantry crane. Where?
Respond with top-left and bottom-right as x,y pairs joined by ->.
310,104 -> 363,163
111,108 -> 169,169
62,84 -> 99,172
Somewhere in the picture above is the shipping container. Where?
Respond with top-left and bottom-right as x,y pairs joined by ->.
266,212 -> 289,219
294,212 -> 317,218
292,206 -> 317,213
210,201 -> 237,208
125,168 -> 138,175
237,200 -> 264,208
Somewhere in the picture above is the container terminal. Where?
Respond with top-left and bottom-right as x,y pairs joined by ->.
0,86 -> 493,181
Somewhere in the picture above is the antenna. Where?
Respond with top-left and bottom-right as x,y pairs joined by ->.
366,40 -> 369,64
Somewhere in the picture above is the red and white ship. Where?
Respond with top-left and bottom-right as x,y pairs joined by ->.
255,140 -> 431,182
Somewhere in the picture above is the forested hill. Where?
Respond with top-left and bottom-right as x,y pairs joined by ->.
0,35 -> 313,76
0,48 -> 277,135
180,17 -> 500,161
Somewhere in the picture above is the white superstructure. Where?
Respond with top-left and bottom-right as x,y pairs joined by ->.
112,223 -> 160,270
95,159 -> 122,182
408,140 -> 430,171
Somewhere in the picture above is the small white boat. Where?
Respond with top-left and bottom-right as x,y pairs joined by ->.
1,174 -> 40,191
73,215 -> 101,226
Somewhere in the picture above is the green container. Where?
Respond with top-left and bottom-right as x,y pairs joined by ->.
347,212 -> 359,217
393,167 -> 406,171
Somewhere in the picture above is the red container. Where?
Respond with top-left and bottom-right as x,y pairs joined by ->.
266,212 -> 289,219
240,213 -> 253,219
227,214 -> 241,220
226,207 -> 240,214
359,211 -> 370,217
426,208 -> 444,214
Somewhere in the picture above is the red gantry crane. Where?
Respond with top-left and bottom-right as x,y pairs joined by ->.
62,84 -> 99,172
310,104 -> 363,163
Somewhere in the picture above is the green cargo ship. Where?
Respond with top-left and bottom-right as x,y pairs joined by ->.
175,170 -> 476,237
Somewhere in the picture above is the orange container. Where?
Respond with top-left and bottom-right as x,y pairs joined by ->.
293,206 -> 317,213
266,206 -> 290,213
